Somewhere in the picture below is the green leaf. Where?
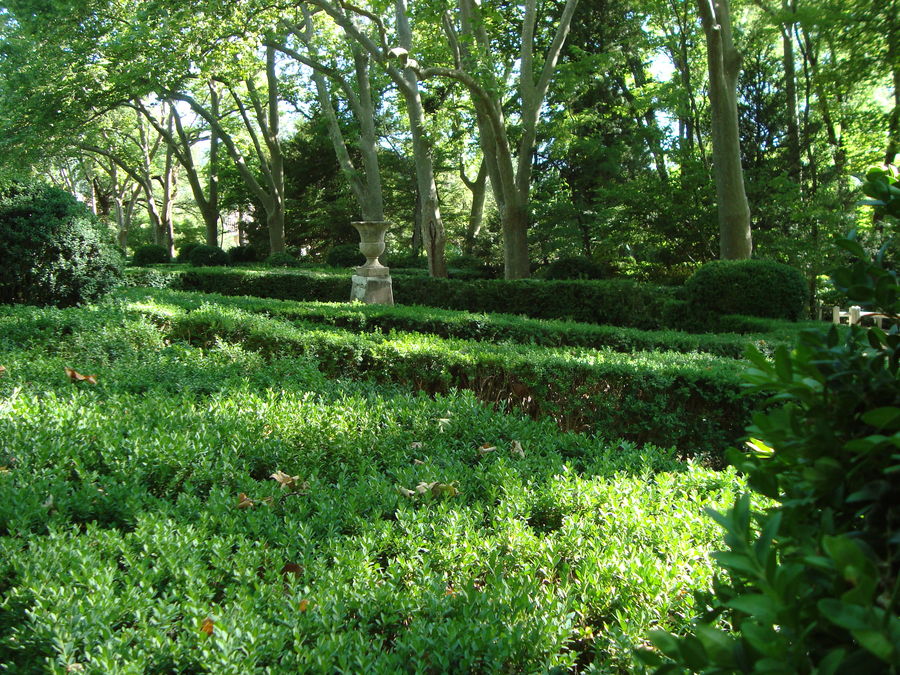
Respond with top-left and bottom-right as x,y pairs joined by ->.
861,406 -> 900,430
727,594 -> 777,622
774,347 -> 792,382
648,630 -> 682,659
851,629 -> 896,663
694,624 -> 736,666
817,599 -> 870,631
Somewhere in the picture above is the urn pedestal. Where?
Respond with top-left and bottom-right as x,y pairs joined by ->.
349,221 -> 394,305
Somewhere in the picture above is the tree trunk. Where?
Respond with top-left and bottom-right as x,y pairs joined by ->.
207,84 -> 221,246
886,7 -> 900,165
502,200 -> 531,279
697,0 -> 752,259
462,159 -> 487,255
781,0 -> 801,182
396,0 -> 447,277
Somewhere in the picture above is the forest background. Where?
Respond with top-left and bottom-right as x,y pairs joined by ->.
0,0 -> 895,307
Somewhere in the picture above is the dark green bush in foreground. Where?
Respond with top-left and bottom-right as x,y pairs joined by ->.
264,251 -> 301,267
227,245 -> 259,264
188,244 -> 230,268
643,177 -> 899,672
683,259 -> 807,320
131,244 -> 171,266
175,241 -> 201,263
326,243 -> 364,268
0,182 -> 123,307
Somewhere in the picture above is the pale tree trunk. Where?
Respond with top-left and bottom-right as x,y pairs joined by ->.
885,3 -> 900,165
395,0 -> 447,277
174,43 -> 286,253
781,0 -> 801,182
697,0 -> 752,259
461,158 -> 487,255
160,116 -> 177,258
420,0 -> 578,278
281,13 -> 385,221
307,0 -> 451,276
207,83 -> 221,246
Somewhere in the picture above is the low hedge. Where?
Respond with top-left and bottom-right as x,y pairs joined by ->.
158,268 -> 675,330
151,302 -> 758,455
125,267 -> 807,334
121,288 -> 790,358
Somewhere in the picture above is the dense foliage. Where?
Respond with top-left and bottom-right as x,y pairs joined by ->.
0,294 -> 747,672
682,259 -> 808,321
227,245 -> 260,264
188,245 -> 230,268
642,174 -> 900,672
131,244 -> 171,266
0,182 -> 122,307
325,244 -> 365,268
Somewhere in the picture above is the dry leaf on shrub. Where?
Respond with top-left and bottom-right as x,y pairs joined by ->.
415,481 -> 459,497
298,599 -> 310,612
478,443 -> 496,456
236,492 -> 254,509
412,459 -> 425,465
0,366 -> 6,377
200,617 -> 214,636
270,470 -> 304,490
510,440 -> 525,457
64,367 -> 97,384
395,485 -> 416,497
410,441 -> 423,449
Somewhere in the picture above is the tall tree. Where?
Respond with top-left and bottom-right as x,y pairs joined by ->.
697,0 -> 753,259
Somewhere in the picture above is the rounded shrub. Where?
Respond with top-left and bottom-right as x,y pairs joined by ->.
541,256 -> 608,280
264,252 -> 301,268
176,242 -> 202,263
0,181 -> 123,307
683,259 -> 807,320
132,244 -> 171,266
188,244 -> 230,267
326,243 -> 364,268
227,245 -> 259,264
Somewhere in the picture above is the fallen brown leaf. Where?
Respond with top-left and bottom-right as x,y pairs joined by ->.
200,617 -> 214,636
64,367 -> 97,385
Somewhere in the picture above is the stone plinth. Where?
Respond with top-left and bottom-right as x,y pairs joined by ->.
350,270 -> 394,305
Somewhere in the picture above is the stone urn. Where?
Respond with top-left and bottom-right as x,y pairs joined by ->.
352,220 -> 390,272
350,221 -> 394,305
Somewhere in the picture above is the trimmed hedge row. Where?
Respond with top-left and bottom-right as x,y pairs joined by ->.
140,302 -> 759,455
122,288 -> 790,358
127,267 -> 675,329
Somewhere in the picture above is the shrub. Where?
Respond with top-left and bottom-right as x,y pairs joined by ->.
0,181 -> 123,307
227,245 -> 259,264
132,244 -> 171,266
326,243 -> 364,268
175,241 -> 201,263
188,244 -> 230,267
540,256 -> 608,281
264,251 -> 301,267
447,254 -> 493,279
683,259 -> 807,320
642,175 -> 900,672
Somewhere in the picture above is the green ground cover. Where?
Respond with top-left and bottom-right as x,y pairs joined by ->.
0,298 -> 748,672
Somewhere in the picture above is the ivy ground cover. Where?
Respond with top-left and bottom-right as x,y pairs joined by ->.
0,298 -> 747,672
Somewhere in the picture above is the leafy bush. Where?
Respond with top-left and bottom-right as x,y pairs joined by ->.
0,298 -> 745,672
683,259 -> 807,320
131,244 -> 171,266
326,243 -> 364,268
175,241 -> 201,263
161,302 -> 754,454
122,287 -> 794,359
0,181 -> 123,307
540,256 -> 608,281
264,251 -> 301,267
188,245 -> 230,268
227,245 -> 259,264
447,254 -> 493,280
642,177 -> 900,672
